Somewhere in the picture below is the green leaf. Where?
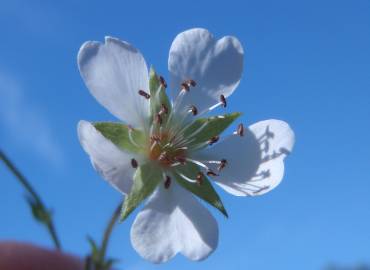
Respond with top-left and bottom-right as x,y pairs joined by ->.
94,122 -> 146,153
182,112 -> 241,147
173,163 -> 228,218
120,163 -> 163,221
149,66 -> 171,120
86,236 -> 100,261
103,258 -> 119,270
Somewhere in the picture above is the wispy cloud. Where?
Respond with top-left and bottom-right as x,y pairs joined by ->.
0,70 -> 64,167
0,0 -> 60,35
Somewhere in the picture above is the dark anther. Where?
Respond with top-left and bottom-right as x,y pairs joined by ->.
189,105 -> 198,116
208,135 -> 220,145
128,125 -> 134,131
164,175 -> 171,189
207,170 -> 219,177
187,79 -> 197,87
174,156 -> 186,164
196,172 -> 204,185
218,159 -> 227,171
150,135 -> 161,144
181,82 -> 190,91
237,123 -> 244,136
220,94 -> 227,107
159,104 -> 168,115
159,76 -> 167,88
138,90 -> 150,99
155,113 -> 162,125
131,158 -> 138,168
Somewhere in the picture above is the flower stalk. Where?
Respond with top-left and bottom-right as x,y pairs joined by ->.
0,149 -> 61,250
85,201 -> 122,270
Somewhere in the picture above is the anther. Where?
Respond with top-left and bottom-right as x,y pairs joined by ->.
127,125 -> 134,131
131,158 -> 138,168
208,135 -> 220,145
155,113 -> 162,125
187,79 -> 197,87
218,159 -> 227,171
189,105 -> 198,116
150,135 -> 161,144
220,94 -> 227,107
237,123 -> 244,136
207,170 -> 219,177
159,76 -> 167,88
138,90 -> 150,99
196,172 -> 204,185
164,175 -> 171,189
181,82 -> 190,91
159,104 -> 168,115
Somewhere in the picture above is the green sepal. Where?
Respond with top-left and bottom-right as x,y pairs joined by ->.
149,66 -> 172,122
94,122 -> 146,154
183,112 -> 242,147
173,163 -> 228,218
120,163 -> 163,221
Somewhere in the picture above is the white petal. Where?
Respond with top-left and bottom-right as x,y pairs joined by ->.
78,37 -> 149,127
131,182 -> 218,263
168,28 -> 243,113
196,120 -> 295,196
77,120 -> 137,194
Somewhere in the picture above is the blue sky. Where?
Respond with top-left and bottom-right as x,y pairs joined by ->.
0,0 -> 369,269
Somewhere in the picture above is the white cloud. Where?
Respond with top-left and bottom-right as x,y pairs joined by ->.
0,71 -> 64,167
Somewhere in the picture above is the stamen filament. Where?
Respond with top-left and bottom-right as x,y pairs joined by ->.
177,172 -> 197,183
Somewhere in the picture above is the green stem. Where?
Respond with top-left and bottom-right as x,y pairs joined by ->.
0,149 -> 62,250
99,202 -> 122,262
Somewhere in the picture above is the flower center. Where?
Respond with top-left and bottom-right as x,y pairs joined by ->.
148,133 -> 187,168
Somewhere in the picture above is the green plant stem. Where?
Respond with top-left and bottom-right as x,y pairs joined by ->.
99,202 -> 122,262
0,149 -> 61,250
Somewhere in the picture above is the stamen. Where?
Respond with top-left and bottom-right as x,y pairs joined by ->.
178,173 -> 197,183
196,172 -> 204,185
159,76 -> 167,88
186,158 -> 209,170
174,156 -> 186,165
237,123 -> 244,136
203,160 -> 222,164
159,104 -> 169,115
186,79 -> 197,87
208,135 -> 220,145
128,129 -> 140,148
181,82 -> 190,91
207,170 -> 219,177
155,114 -> 162,125
218,159 -> 227,171
150,135 -> 161,144
164,175 -> 171,189
138,89 -> 150,99
220,94 -> 227,107
131,158 -> 138,168
189,105 -> 198,116
158,152 -> 169,162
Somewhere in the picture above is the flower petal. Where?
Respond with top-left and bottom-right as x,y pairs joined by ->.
130,182 -> 218,263
168,28 -> 243,113
77,120 -> 137,194
78,37 -> 149,127
195,120 -> 295,196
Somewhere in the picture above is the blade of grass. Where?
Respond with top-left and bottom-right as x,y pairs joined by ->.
0,149 -> 61,250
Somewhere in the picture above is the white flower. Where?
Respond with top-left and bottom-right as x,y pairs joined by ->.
77,28 -> 295,263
